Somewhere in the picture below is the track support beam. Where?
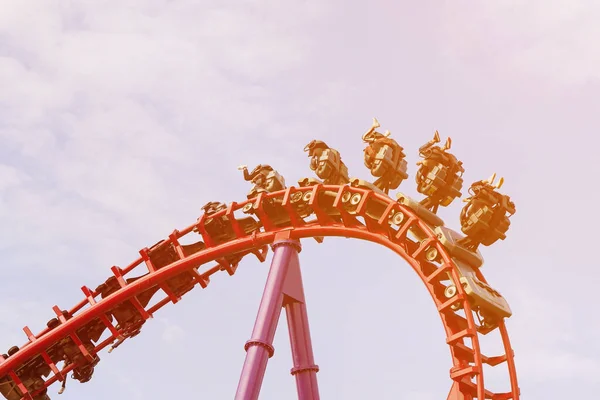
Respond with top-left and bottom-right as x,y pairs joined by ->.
447,380 -> 471,400
284,267 -> 320,399
235,233 -> 320,400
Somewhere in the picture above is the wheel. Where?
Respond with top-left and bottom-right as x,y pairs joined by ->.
47,318 -> 60,329
242,203 -> 254,213
391,212 -> 404,226
95,282 -> 108,294
425,246 -> 438,262
290,192 -> 303,203
341,192 -> 351,203
7,346 -> 19,356
444,285 -> 457,298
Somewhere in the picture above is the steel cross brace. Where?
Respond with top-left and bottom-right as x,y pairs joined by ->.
447,379 -> 476,400
235,234 -> 320,400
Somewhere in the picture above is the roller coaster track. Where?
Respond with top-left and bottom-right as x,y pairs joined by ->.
0,184 -> 520,399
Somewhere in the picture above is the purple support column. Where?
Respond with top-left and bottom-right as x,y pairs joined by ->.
235,239 -> 300,400
282,249 -> 320,400
285,302 -> 320,399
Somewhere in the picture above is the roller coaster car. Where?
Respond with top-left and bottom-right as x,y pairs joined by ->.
458,175 -> 515,250
1,355 -> 51,394
241,196 -> 293,227
362,118 -> 409,192
62,341 -> 99,383
44,310 -> 103,384
433,226 -> 484,268
348,178 -> 385,196
17,337 -> 100,389
95,275 -> 160,339
285,180 -> 316,218
297,177 -> 322,188
0,371 -> 50,400
201,201 -> 261,243
303,140 -> 350,185
445,259 -> 512,334
238,165 -> 286,199
237,172 -> 298,227
416,132 -> 464,209
0,346 -> 51,400
46,309 -> 108,345
197,202 -> 267,267
290,178 -> 343,220
342,178 -> 389,220
147,239 -> 207,297
395,192 -> 444,228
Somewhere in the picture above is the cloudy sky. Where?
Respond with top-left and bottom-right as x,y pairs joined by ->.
1,0 -> 599,399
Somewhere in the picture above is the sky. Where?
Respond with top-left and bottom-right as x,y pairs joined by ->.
0,0 -> 599,399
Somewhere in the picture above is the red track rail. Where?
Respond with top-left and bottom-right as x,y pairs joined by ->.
0,184 -> 519,399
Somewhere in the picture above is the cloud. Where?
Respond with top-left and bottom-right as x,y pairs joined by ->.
107,370 -> 145,400
0,1 -> 597,399
0,298 -> 53,354
0,164 -> 29,191
439,0 -> 600,84
399,392 -> 435,400
159,318 -> 186,345
507,285 -> 600,384
0,0 -> 335,276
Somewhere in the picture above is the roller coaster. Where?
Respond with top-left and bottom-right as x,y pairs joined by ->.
0,118 -> 519,399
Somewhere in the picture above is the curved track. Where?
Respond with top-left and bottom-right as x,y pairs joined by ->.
0,184 -> 519,399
